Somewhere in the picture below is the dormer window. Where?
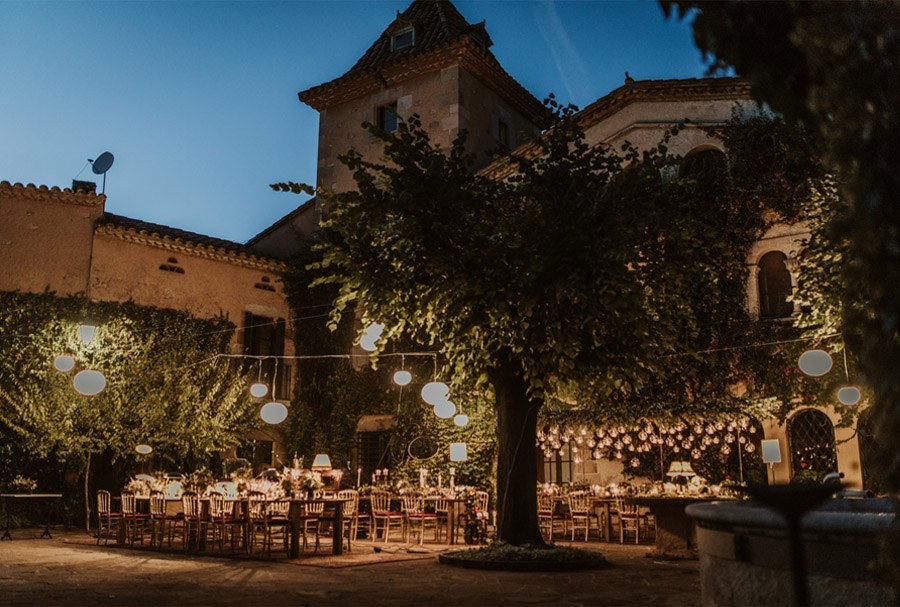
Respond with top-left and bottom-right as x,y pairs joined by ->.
391,27 -> 415,51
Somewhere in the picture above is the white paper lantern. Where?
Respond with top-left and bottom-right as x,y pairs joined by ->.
73,369 -> 106,395
837,385 -> 862,406
249,382 -> 269,398
363,322 -> 385,338
260,401 -> 288,424
421,381 -> 450,405
434,400 -> 457,419
450,442 -> 468,462
798,349 -> 833,377
393,370 -> 412,386
135,444 -> 153,455
359,334 -> 378,352
453,413 -> 469,427
77,324 -> 96,344
53,355 -> 75,373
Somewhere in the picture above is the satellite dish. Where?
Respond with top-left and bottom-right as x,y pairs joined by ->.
90,152 -> 114,175
87,151 -> 114,194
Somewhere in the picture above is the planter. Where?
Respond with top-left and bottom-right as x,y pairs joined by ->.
687,498 -> 896,606
438,550 -> 610,572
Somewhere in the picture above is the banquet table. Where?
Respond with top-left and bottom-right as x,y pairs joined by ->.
0,493 -> 63,540
626,496 -> 722,558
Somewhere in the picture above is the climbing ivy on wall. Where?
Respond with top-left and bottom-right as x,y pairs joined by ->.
0,291 -> 256,526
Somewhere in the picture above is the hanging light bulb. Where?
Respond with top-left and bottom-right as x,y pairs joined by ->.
53,355 -> 75,373
260,401 -> 288,424
77,324 -> 96,344
393,370 -> 412,386
837,385 -> 861,405
798,349 -> 833,376
434,400 -> 456,419
73,369 -> 106,395
421,381 -> 450,405
453,413 -> 469,427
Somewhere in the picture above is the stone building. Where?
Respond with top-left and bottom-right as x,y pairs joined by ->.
0,180 -> 291,468
2,0 -> 869,487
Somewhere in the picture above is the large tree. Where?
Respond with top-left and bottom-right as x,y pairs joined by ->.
275,102 -> 810,544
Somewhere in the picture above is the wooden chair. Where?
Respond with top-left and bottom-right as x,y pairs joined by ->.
149,491 -> 178,548
120,492 -> 149,547
402,495 -> 438,545
566,492 -> 592,541
617,498 -> 641,544
96,490 -> 121,545
176,492 -> 204,551
336,489 -> 359,551
205,492 -> 244,552
301,500 -> 324,552
538,494 -> 557,541
434,497 -> 450,542
370,491 -> 404,543
264,498 -> 291,557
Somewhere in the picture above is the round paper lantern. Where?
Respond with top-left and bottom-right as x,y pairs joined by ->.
798,349 -> 833,377
393,370 -> 412,386
359,334 -> 378,352
421,381 -> 450,405
135,444 -> 153,455
249,382 -> 269,398
260,401 -> 288,424
453,413 -> 469,427
363,322 -> 385,338
53,355 -> 75,373
837,385 -> 862,406
434,400 -> 456,419
73,369 -> 106,395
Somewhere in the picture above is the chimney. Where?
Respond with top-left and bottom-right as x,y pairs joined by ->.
72,180 -> 97,195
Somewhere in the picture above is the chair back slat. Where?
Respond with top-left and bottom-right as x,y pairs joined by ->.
402,495 -> 426,515
337,489 -> 359,515
268,499 -> 289,518
475,491 -> 489,513
97,490 -> 112,515
568,492 -> 591,514
149,491 -> 166,516
371,491 -> 392,514
121,492 -> 137,515
182,492 -> 200,518
537,494 -> 554,514
208,492 -> 227,517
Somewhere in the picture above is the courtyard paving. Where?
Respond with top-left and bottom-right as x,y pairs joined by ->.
0,529 -> 699,606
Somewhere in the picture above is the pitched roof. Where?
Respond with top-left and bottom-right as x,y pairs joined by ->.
245,196 -> 317,248
0,180 -> 105,207
95,212 -> 285,270
297,0 -> 545,124
478,76 -> 752,180
346,0 -> 491,77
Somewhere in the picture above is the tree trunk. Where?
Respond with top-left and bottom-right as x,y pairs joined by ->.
83,452 -> 92,534
489,357 -> 544,545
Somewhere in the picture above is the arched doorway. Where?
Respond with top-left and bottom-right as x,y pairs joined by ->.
788,409 -> 837,481
757,251 -> 794,319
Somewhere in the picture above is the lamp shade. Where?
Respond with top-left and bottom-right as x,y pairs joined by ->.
53,355 -> 75,373
798,349 -> 833,376
359,334 -> 378,352
311,453 -> 332,469
260,401 -> 288,424
77,324 -> 96,344
450,443 -> 468,462
73,369 -> 106,395
453,413 -> 469,427
666,461 -> 684,477
249,382 -> 268,398
679,461 -> 696,477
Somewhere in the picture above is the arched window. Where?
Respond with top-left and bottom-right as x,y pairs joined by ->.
681,148 -> 727,180
757,251 -> 793,318
788,409 -> 837,481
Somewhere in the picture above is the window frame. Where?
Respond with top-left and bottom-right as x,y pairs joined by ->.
377,103 -> 399,133
390,27 -> 415,51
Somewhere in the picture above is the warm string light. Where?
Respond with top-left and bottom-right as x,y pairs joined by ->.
536,417 -> 759,464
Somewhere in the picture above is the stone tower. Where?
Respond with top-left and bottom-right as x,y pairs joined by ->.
250,0 -> 545,256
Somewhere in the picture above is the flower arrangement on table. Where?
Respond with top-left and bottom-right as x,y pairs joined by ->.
456,486 -> 489,545
9,475 -> 38,493
279,468 -> 322,498
182,468 -> 217,496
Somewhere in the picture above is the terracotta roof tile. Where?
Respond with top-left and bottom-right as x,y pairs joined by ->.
97,212 -> 254,256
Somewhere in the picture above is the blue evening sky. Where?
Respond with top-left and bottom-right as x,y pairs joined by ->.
1,1 -> 710,243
